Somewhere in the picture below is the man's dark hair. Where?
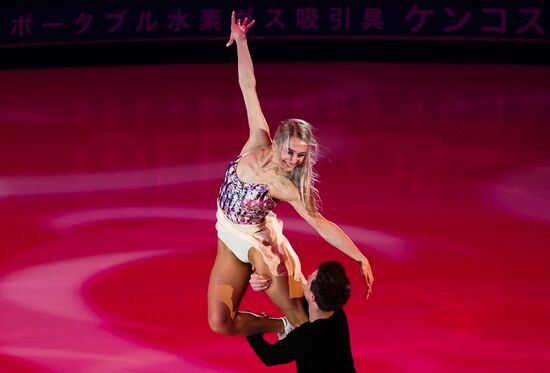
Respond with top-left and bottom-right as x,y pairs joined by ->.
310,261 -> 352,311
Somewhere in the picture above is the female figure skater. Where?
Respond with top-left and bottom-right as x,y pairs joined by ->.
208,12 -> 373,338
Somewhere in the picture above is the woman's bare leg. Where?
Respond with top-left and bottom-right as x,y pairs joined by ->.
249,248 -> 308,328
207,239 -> 283,336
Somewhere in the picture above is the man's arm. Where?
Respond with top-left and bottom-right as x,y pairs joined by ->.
246,332 -> 298,366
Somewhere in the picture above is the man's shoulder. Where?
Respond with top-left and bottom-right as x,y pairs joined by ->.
334,308 -> 347,320
324,308 -> 347,324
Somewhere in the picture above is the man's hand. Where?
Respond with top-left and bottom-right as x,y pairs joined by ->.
249,270 -> 272,291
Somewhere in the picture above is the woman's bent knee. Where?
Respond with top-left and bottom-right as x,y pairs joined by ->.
208,312 -> 236,336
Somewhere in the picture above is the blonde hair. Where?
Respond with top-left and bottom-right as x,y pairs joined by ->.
274,118 -> 321,213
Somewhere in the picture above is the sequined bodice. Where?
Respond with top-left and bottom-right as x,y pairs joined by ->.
218,156 -> 277,225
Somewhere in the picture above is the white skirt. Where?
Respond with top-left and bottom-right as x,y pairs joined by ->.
216,204 -> 306,297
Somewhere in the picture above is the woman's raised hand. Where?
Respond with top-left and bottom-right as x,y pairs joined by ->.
226,11 -> 256,47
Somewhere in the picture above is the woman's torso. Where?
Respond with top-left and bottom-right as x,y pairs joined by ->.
218,149 -> 278,225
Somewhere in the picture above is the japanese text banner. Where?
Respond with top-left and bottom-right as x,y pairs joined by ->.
1,0 -> 548,48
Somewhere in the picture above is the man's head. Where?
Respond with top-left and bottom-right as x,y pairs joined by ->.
305,261 -> 352,312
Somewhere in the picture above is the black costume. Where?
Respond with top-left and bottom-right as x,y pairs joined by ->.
246,309 -> 356,373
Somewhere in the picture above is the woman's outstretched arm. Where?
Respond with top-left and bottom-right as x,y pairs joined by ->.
285,189 -> 374,299
226,11 -> 271,154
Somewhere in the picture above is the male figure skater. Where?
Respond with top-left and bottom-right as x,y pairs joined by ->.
247,261 -> 356,372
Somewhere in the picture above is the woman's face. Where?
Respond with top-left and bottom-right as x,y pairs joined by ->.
278,136 -> 309,172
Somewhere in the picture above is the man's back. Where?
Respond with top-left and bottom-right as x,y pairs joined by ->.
247,309 -> 356,373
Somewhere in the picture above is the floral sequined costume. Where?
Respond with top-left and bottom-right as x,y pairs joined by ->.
216,154 -> 305,295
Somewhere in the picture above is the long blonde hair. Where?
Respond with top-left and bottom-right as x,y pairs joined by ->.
274,118 -> 321,213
